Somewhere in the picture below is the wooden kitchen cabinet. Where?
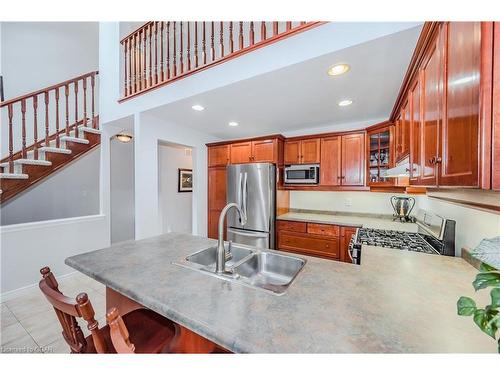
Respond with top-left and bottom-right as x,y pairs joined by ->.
340,226 -> 358,263
207,167 -> 227,239
395,102 -> 410,161
320,136 -> 341,186
230,138 -> 279,164
230,141 -> 253,164
277,220 -> 357,262
208,144 -> 230,167
493,22 -> 500,190
342,132 -> 365,187
409,79 -> 422,184
284,138 -> 320,164
439,22 -> 482,186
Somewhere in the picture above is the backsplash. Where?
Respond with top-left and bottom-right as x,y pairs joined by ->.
290,190 -> 500,256
289,191 -> 421,216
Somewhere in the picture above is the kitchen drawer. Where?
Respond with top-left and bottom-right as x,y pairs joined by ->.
277,220 -> 307,233
278,231 -> 339,259
307,223 -> 339,237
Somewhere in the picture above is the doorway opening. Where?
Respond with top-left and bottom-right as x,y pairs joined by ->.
158,141 -> 194,234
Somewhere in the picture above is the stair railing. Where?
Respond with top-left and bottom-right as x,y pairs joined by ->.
119,21 -> 324,101
0,71 -> 98,173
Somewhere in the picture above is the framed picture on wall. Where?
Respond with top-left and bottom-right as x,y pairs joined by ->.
178,169 -> 193,192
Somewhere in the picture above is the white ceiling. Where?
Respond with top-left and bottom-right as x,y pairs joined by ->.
147,25 -> 422,140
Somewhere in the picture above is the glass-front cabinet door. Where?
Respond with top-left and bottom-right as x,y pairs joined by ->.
367,126 -> 394,185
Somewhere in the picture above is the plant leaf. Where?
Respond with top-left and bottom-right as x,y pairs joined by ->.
457,296 -> 477,316
491,288 -> 500,308
480,263 -> 498,272
473,272 -> 500,291
473,309 -> 497,339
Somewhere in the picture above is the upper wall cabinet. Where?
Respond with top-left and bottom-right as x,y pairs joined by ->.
367,125 -> 393,186
284,139 -> 320,164
395,102 -> 410,161
439,22 -> 482,186
208,144 -> 230,167
230,138 -> 281,164
493,22 -> 500,191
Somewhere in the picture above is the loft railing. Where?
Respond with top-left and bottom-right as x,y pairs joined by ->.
0,71 -> 99,173
119,21 -> 324,101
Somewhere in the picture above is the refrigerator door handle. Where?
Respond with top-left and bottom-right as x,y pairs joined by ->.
227,228 -> 269,238
242,172 -> 248,223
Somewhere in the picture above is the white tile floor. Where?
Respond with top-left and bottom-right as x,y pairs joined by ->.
1,272 -> 106,354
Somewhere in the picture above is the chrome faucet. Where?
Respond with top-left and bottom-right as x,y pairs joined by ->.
216,203 -> 246,274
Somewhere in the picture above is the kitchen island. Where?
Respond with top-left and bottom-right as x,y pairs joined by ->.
66,232 -> 495,353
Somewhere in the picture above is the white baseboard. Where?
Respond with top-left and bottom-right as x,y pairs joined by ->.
0,271 -> 78,302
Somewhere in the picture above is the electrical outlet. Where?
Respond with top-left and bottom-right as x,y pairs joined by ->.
345,198 -> 352,207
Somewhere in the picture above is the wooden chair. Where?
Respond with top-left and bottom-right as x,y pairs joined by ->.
39,266 -> 177,353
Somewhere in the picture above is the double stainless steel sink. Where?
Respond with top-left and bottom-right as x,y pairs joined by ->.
175,243 -> 306,295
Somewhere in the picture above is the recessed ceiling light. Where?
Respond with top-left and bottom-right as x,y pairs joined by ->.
228,121 -> 239,127
327,63 -> 350,76
191,104 -> 205,111
338,99 -> 353,107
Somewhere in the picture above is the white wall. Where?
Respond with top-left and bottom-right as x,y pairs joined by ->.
0,214 -> 108,295
158,143 -> 193,234
290,191 -> 500,256
1,148 -> 100,225
110,138 -> 135,243
133,112 -> 219,240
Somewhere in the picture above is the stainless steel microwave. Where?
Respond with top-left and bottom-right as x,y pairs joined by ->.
284,164 -> 320,184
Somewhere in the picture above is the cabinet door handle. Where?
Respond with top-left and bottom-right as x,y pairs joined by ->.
434,156 -> 442,164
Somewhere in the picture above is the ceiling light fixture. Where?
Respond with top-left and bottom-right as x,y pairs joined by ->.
338,99 -> 353,107
327,63 -> 350,76
228,121 -> 239,127
191,104 -> 205,111
116,133 -> 133,143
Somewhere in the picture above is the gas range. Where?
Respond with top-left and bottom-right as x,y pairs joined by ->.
355,228 -> 439,254
348,209 -> 456,265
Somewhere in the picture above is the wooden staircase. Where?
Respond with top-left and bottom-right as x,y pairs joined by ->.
0,72 -> 100,204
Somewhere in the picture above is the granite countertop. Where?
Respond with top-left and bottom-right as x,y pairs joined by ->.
277,210 -> 418,231
66,232 -> 495,353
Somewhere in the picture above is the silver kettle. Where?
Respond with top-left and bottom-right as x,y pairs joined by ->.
390,196 -> 415,222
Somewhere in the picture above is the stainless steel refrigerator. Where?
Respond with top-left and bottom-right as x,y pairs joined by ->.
226,163 -> 276,249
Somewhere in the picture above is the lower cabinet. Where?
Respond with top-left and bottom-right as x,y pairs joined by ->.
277,220 -> 357,263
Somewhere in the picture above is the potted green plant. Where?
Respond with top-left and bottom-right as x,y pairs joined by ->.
457,263 -> 500,353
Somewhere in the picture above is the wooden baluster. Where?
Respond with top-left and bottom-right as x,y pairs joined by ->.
65,84 -> 69,136
180,21 -> 184,74
131,35 -> 135,94
229,22 -> 234,53
124,39 -> 128,97
300,21 -> 306,26
250,22 -> 255,46
33,96 -> 39,159
173,22 -> 177,77
273,22 -> 278,36
7,104 -> 14,173
166,22 -> 171,79
55,88 -> 60,147
148,23 -> 153,87
220,21 -> 224,57
194,22 -> 199,68
210,22 -> 215,61
202,22 -> 207,64
286,22 -> 292,31
160,22 -> 164,81
91,73 -> 96,128
187,22 -> 191,71
74,81 -> 79,138
143,28 -> 147,88
154,22 -> 158,84
127,37 -> 134,95
21,99 -> 27,158
44,91 -> 49,147
137,31 -> 142,91
239,22 -> 244,49
261,22 -> 266,41
83,77 -> 88,128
